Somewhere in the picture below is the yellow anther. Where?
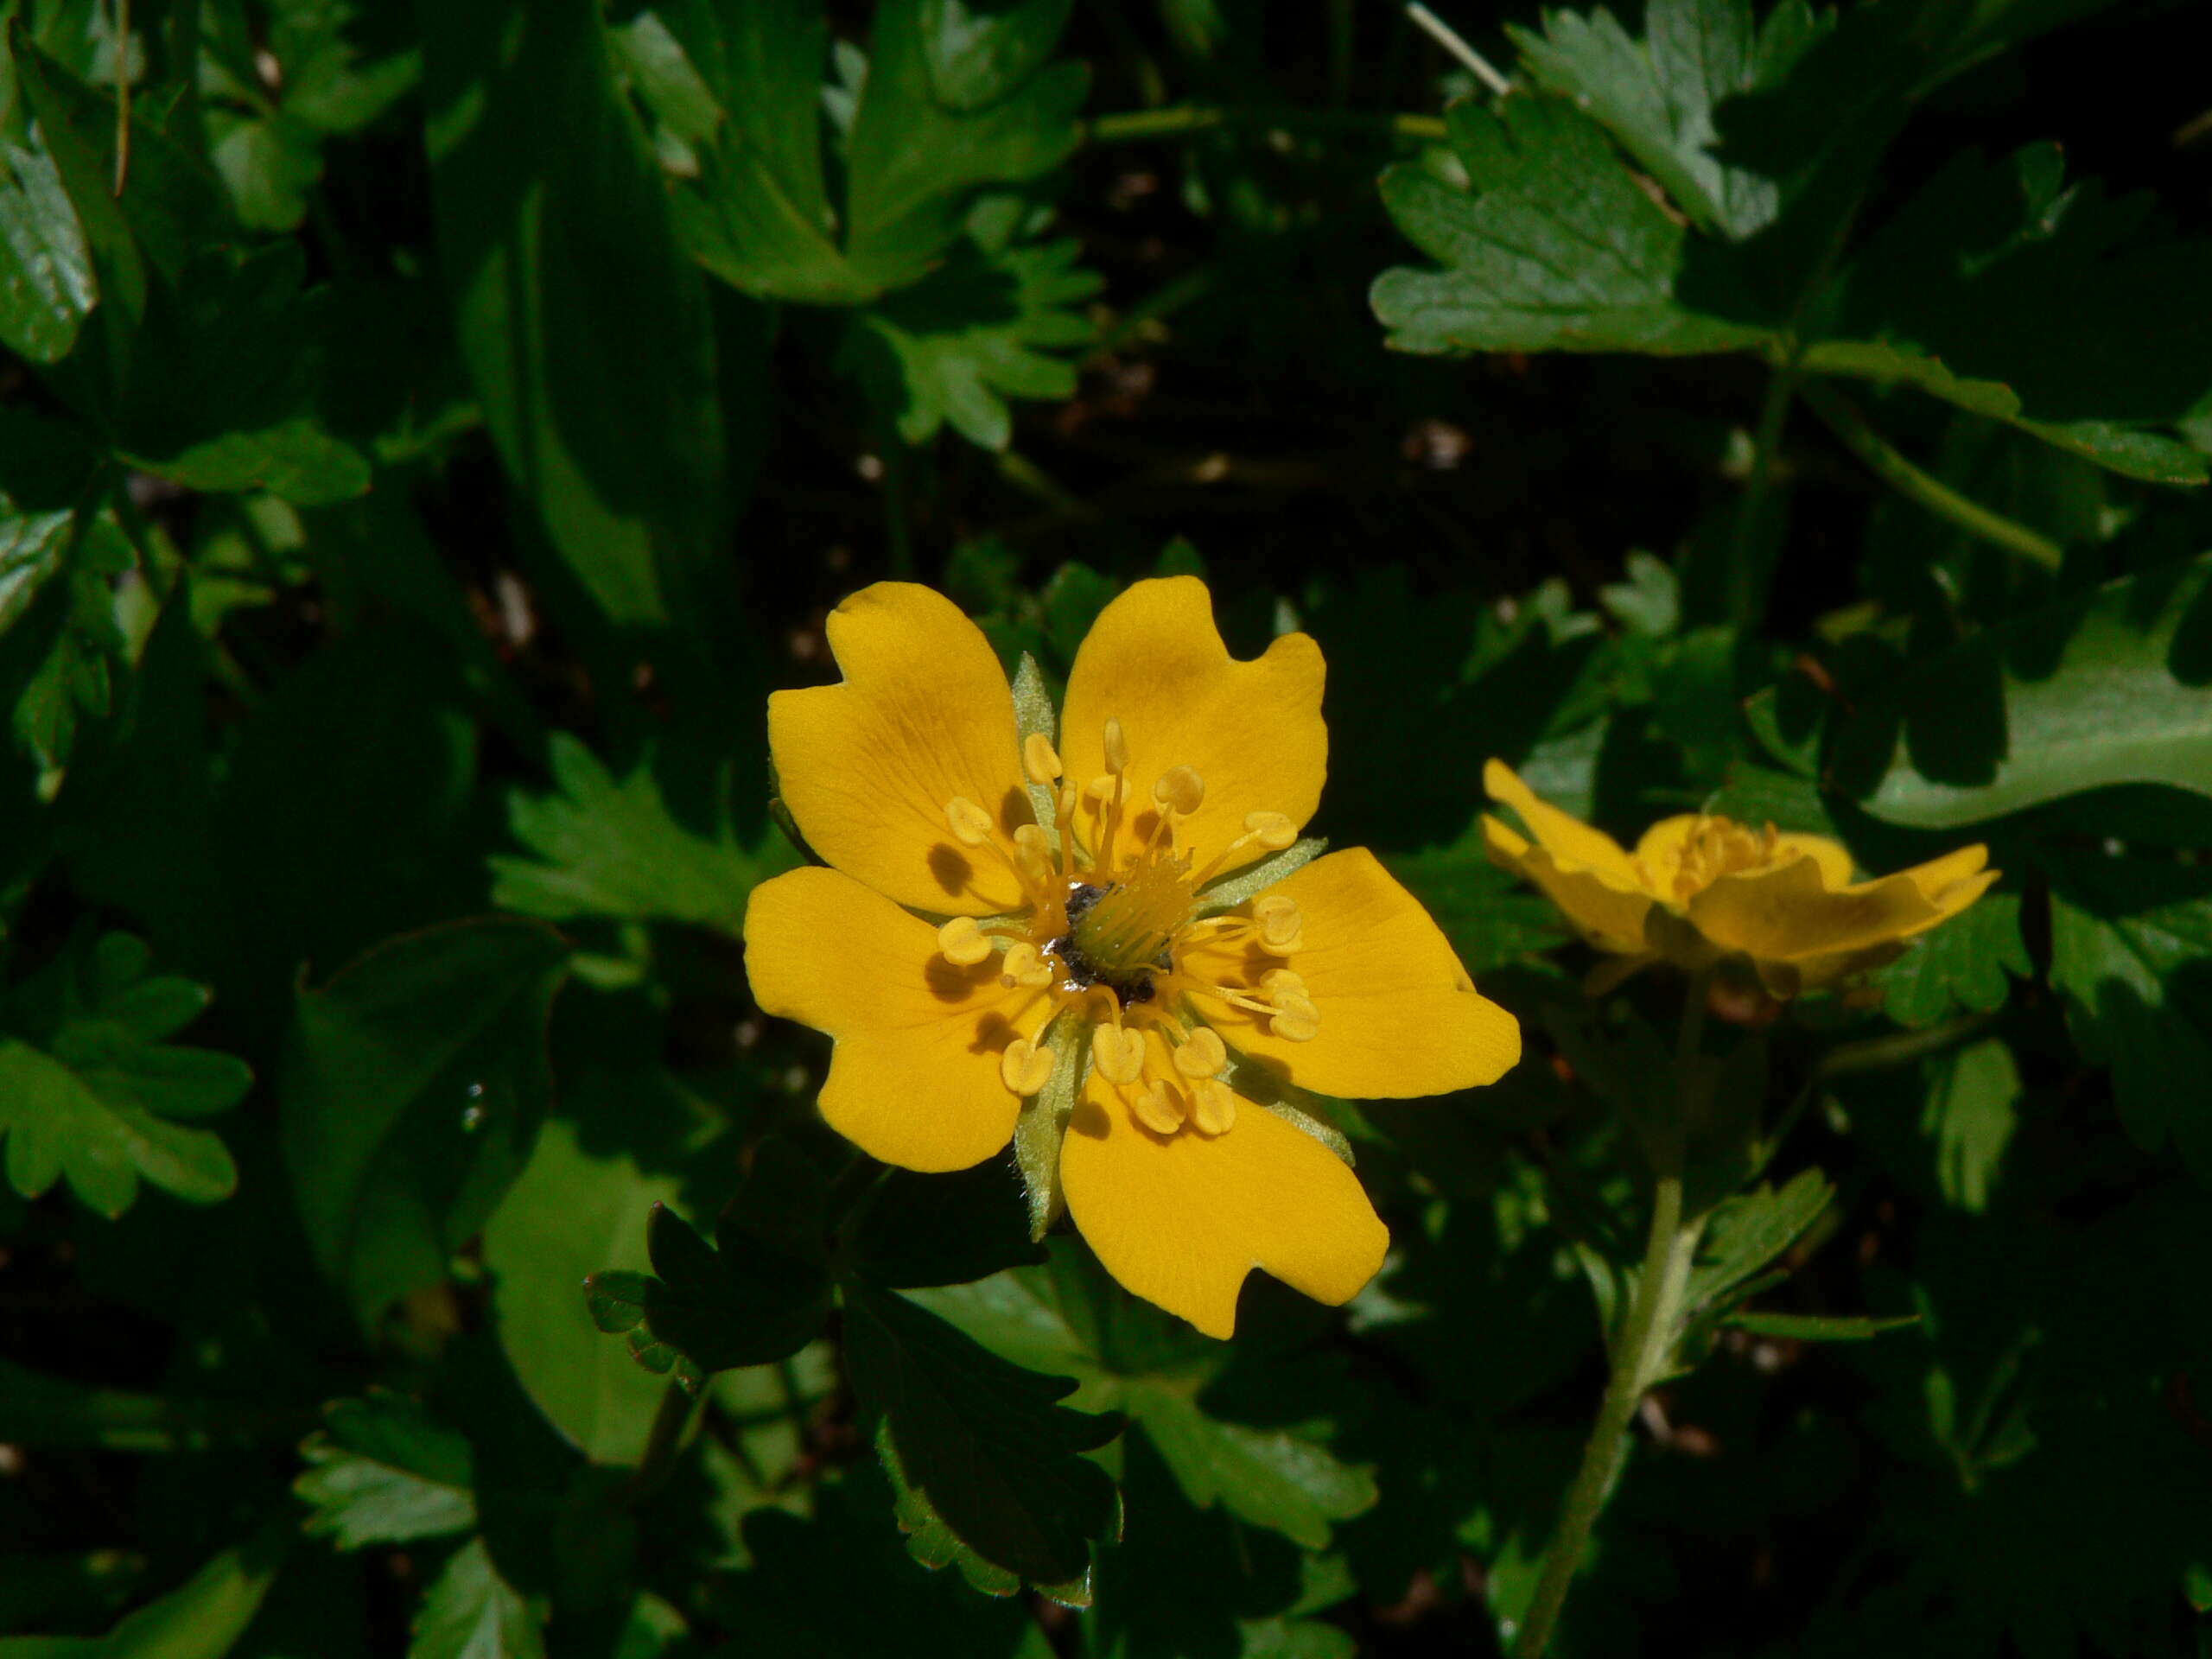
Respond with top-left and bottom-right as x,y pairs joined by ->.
1084,772 -> 1128,807
945,796 -> 995,847
1133,1078 -> 1186,1135
1013,823 -> 1055,883
1253,893 -> 1303,952
1243,810 -> 1297,851
1189,1078 -> 1237,1135
1173,1026 -> 1227,1078
1103,716 -> 1130,774
1271,990 -> 1319,1024
1260,968 -> 1307,997
1091,1023 -> 1146,1085
1000,942 -> 1055,989
1000,1036 -> 1056,1096
1023,732 -> 1062,785
1269,1008 -> 1319,1042
1152,765 -> 1205,817
937,917 -> 993,967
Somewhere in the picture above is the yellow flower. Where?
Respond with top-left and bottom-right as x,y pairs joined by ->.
1481,760 -> 1997,996
743,579 -> 1520,1337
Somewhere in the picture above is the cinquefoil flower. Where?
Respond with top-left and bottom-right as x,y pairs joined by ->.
745,579 -> 1519,1337
1482,760 -> 1997,996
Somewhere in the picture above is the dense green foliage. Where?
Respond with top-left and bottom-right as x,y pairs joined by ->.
4,0 -> 2211,1653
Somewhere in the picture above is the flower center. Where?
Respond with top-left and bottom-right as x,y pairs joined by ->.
1648,816 -> 1783,904
1066,849 -> 1194,992
931,714 -> 1320,1137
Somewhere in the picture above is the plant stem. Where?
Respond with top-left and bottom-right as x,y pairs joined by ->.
1798,380 -> 2064,571
1402,2 -> 1512,97
1727,359 -> 1799,629
1084,103 -> 1447,144
1513,976 -> 1712,1659
624,1379 -> 698,1508
1512,1166 -> 1696,1658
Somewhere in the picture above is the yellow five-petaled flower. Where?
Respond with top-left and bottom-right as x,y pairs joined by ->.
743,578 -> 1520,1337
1481,760 -> 1997,996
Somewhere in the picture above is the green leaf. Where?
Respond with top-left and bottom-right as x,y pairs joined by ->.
487,735 -> 790,930
0,932 -> 248,1217
0,131 -> 96,362
855,1157 -> 1046,1290
1371,93 -> 1771,357
1835,553 -> 2212,826
662,0 -> 1086,302
1685,1166 -> 1832,1313
708,1465 -> 1057,1656
296,1395 -> 479,1551
842,231 -> 1099,452
1722,1310 -> 1918,1341
1121,1384 -> 1376,1551
2047,851 -> 2212,1182
482,1100 -> 696,1464
1510,0 -> 1831,239
280,918 -> 569,1330
421,0 -> 723,627
409,1537 -> 543,1659
1921,1037 -> 2020,1214
1878,893 -> 2028,1027
0,1539 -> 282,1659
843,1279 -> 1122,1602
1808,146 -> 2212,481
584,1137 -> 833,1390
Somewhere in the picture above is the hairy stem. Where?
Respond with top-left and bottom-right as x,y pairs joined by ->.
1513,976 -> 1713,1658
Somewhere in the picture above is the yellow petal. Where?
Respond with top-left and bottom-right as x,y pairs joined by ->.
1902,844 -> 1997,917
1058,578 -> 1325,873
1687,857 -> 1945,965
1484,815 -> 1655,955
769,582 -> 1030,916
1771,833 -> 1856,887
1483,760 -> 1641,886
743,868 -> 1028,1172
1190,849 -> 1521,1099
1060,1079 -> 1388,1338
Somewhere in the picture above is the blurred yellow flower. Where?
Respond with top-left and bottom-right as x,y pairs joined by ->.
744,579 -> 1520,1337
1481,760 -> 1997,996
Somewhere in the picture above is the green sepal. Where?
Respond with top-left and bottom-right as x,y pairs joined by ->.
1014,1009 -> 1083,1240
1010,651 -> 1058,835
1194,837 -> 1326,913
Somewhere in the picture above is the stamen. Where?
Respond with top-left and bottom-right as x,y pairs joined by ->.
1153,766 -> 1205,818
1173,1026 -> 1227,1078
937,917 -> 992,967
1000,1037 -> 1056,1096
1133,1078 -> 1185,1135
1269,1006 -> 1319,1042
1252,894 -> 1303,953
1189,1077 -> 1236,1135
1192,809 -> 1297,885
1000,943 -> 1055,989
1103,717 -> 1130,775
945,796 -> 996,847
1013,823 -> 1055,886
1024,733 -> 1063,785
1056,782 -> 1079,875
1092,1023 -> 1146,1085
